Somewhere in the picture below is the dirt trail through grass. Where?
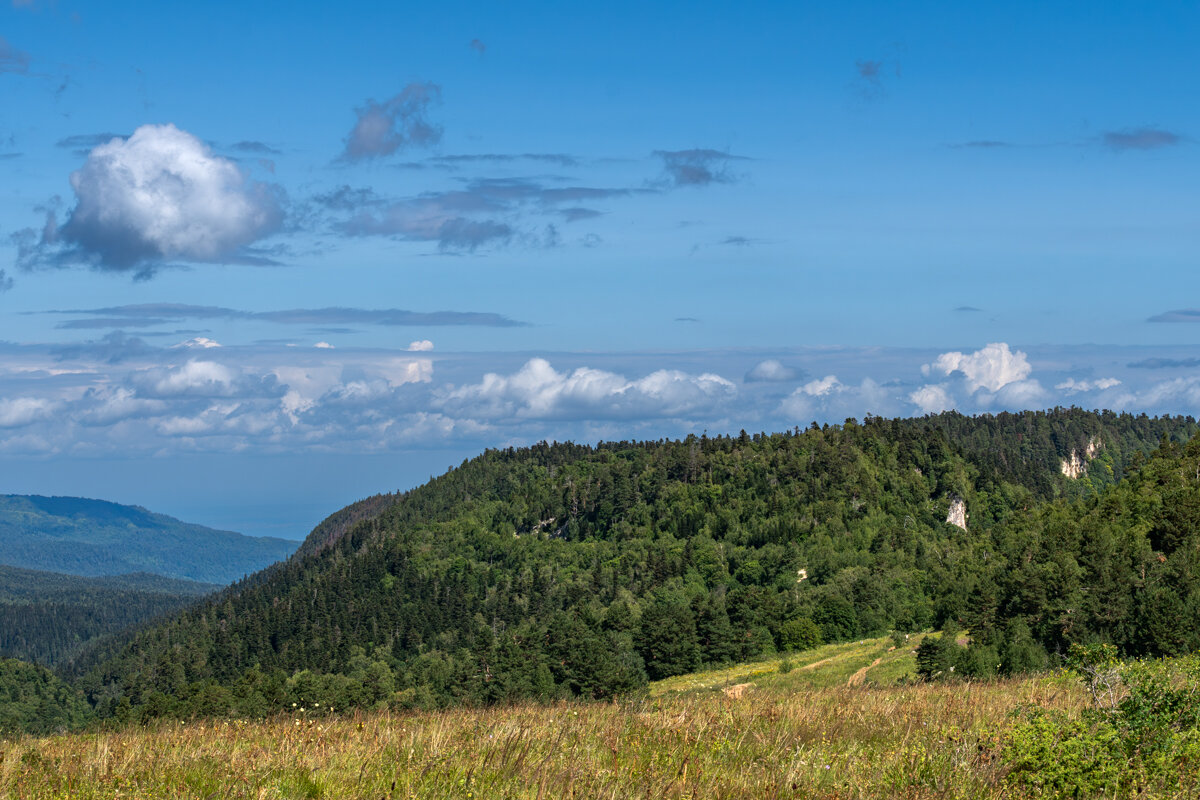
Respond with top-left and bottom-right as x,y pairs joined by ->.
846,657 -> 883,687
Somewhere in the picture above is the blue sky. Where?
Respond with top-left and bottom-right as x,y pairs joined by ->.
2,1 -> 1200,538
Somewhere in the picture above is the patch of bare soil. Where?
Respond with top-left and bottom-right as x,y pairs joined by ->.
846,657 -> 883,687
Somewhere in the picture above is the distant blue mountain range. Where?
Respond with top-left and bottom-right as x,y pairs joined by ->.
0,495 -> 297,585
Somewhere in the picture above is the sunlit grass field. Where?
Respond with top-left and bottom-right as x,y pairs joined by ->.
0,637 -> 1090,799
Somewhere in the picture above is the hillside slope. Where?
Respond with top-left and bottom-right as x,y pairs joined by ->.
0,565 -> 216,667
0,495 -> 297,584
73,408 -> 1196,722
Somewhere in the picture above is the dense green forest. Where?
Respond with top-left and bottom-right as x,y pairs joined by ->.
0,495 -> 298,584
0,658 -> 90,734
901,407 -> 1197,498
0,566 -> 215,667
920,427 -> 1200,679
64,408 -> 1198,724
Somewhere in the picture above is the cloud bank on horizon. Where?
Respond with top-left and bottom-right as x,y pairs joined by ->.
0,338 -> 1188,460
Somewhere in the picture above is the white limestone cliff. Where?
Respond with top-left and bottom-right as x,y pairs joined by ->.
1061,436 -> 1102,479
946,497 -> 968,531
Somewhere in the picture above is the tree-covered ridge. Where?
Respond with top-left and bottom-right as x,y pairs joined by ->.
903,407 -> 1198,499
0,566 -> 216,668
293,492 -> 403,559
0,495 -> 298,584
67,409 -> 1192,722
0,566 -> 216,604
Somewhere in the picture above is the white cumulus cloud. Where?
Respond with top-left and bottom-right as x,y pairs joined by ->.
141,360 -> 239,397
800,375 -> 841,397
407,340 -> 434,352
59,124 -> 283,270
924,342 -> 1032,393
909,384 -> 954,415
0,397 -> 57,428
440,358 -> 736,420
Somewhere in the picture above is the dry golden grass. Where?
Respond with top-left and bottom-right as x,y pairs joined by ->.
0,642 -> 1088,799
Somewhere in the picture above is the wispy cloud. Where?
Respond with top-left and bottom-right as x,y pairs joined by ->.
1148,309 -> 1200,323
1102,127 -> 1183,151
1128,357 -> 1200,369
342,82 -> 442,161
0,36 -> 30,75
559,207 -> 602,222
856,59 -> 883,84
429,153 -> 578,167
948,141 -> 1011,149
228,140 -> 282,155
654,149 -> 745,187
320,177 -> 631,251
49,332 -> 158,365
852,57 -> 900,100
55,132 -> 127,150
44,303 -> 528,329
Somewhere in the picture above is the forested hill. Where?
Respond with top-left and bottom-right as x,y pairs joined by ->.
0,495 -> 298,584
287,409 -> 1195,562
73,409 -> 1195,722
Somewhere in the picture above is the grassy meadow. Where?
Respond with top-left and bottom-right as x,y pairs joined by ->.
0,636 -> 1107,799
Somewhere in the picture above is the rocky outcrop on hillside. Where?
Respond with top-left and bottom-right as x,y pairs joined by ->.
946,497 -> 968,531
1061,436 -> 1102,479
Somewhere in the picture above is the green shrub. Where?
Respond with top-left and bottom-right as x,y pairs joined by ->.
1003,649 -> 1200,798
778,616 -> 822,652
1004,710 -> 1126,797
